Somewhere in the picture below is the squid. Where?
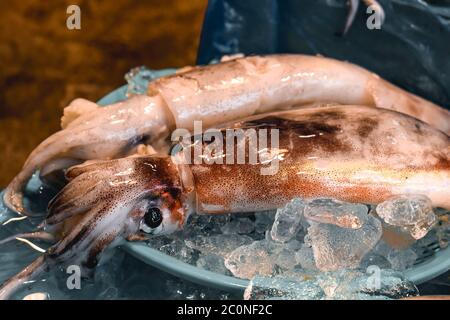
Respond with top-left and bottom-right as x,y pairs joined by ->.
1,105 -> 449,299
4,54 -> 450,215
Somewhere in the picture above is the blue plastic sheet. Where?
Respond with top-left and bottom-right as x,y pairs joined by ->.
197,0 -> 450,109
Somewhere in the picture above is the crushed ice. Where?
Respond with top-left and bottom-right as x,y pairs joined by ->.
145,195 -> 449,299
376,195 -> 437,240
1,189 -> 449,299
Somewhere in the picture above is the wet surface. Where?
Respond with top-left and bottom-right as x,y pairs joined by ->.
0,0 -> 207,187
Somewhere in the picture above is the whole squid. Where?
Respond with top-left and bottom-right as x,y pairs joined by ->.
1,105 -> 449,299
4,54 -> 450,215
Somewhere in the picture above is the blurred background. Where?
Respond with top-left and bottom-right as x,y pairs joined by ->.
0,0 -> 207,187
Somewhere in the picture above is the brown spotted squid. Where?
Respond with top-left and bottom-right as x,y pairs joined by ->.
0,105 -> 449,299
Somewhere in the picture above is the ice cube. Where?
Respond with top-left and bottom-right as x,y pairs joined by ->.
182,214 -> 231,237
270,198 -> 306,243
159,239 -> 197,264
224,240 -> 281,279
244,275 -> 324,300
274,240 -> 302,270
370,239 -> 392,257
254,210 -> 276,234
185,234 -> 253,256
308,215 -> 382,271
224,238 -> 301,279
366,240 -> 417,271
387,248 -> 417,271
318,269 -> 419,300
146,235 -> 173,250
377,220 -> 416,249
220,216 -> 255,235
376,195 -> 437,239
244,269 -> 418,300
196,254 -> 229,274
294,244 -> 318,271
304,198 -> 368,229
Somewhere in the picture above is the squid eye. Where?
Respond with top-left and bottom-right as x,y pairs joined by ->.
144,207 -> 163,229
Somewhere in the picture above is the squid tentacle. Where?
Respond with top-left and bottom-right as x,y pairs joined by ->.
46,178 -> 107,225
0,256 -> 47,300
0,231 -> 55,246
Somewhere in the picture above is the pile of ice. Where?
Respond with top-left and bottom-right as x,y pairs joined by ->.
244,269 -> 419,300
1,189 -> 447,299
146,195 -> 450,300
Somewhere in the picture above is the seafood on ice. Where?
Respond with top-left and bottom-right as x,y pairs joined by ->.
0,104 -> 449,299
